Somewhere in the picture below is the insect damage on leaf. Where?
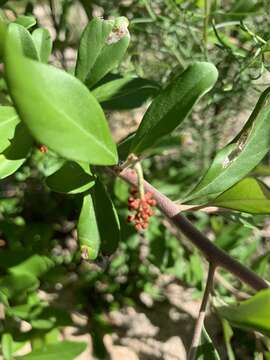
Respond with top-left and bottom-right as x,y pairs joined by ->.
106,18 -> 129,45
222,130 -> 250,169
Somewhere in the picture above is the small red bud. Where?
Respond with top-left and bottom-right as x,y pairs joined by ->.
39,145 -> 48,153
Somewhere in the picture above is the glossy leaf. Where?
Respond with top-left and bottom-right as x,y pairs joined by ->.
185,87 -> 270,203
210,177 -> 270,214
4,29 -> 118,165
32,28 -> 52,63
14,16 -> 36,29
7,23 -> 38,60
46,161 -> 95,194
75,17 -> 130,87
78,192 -> 100,260
92,76 -> 160,109
17,341 -> 87,360
78,179 -> 120,259
130,62 -> 218,154
0,106 -> 20,152
217,288 -> 270,336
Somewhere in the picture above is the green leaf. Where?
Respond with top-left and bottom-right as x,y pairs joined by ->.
0,155 -> 25,179
195,327 -> 220,359
130,62 -> 218,154
93,179 -> 120,255
222,320 -> 235,360
217,288 -> 270,336
0,122 -> 33,179
14,16 -> 36,29
2,333 -> 13,360
209,177 -> 270,214
185,88 -> 270,203
9,255 -> 54,278
0,273 -> 39,299
4,29 -> 118,165
75,17 -> 130,87
78,192 -> 101,260
78,179 -> 120,259
0,106 -> 20,152
8,23 -> 38,60
32,28 -> 52,63
17,341 -> 87,360
46,162 -> 95,194
92,75 -> 160,110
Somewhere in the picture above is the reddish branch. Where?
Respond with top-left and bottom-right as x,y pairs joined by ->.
117,167 -> 269,292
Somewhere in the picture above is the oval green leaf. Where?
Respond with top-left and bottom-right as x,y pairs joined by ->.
4,28 -> 118,165
93,179 -> 120,255
130,62 -> 218,155
14,15 -> 36,29
75,17 -> 130,88
78,192 -> 101,260
217,288 -> 270,336
78,179 -> 120,259
185,88 -> 270,203
32,28 -> 52,63
47,161 -> 95,194
8,23 -> 38,60
210,177 -> 270,214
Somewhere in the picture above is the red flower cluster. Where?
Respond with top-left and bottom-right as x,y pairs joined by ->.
127,187 -> 157,231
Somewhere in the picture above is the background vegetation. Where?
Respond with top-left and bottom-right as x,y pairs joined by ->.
1,0 -> 270,359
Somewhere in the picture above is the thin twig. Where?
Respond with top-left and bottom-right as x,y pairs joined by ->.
188,263 -> 216,360
115,167 -> 269,291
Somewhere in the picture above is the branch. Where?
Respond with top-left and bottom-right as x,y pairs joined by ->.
188,262 -> 216,360
116,167 -> 269,292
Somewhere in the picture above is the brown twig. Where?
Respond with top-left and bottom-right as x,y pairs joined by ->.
188,263 -> 216,360
116,167 -> 269,291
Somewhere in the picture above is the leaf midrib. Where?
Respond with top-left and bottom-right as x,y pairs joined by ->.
133,69 -> 212,150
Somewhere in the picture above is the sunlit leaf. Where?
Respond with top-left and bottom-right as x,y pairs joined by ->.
130,62 -> 218,154
75,17 -> 130,88
217,288 -> 270,336
210,177 -> 270,214
32,28 -> 52,63
185,88 -> 270,203
8,23 -> 38,60
0,106 -> 20,152
17,341 -> 87,360
4,27 -> 118,165
14,15 -> 36,29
